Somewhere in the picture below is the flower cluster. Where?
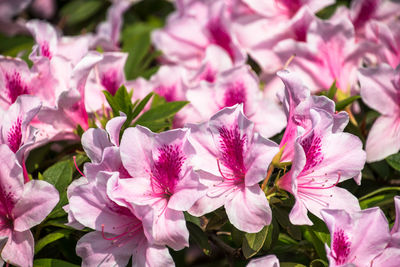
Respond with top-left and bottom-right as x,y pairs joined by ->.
1,0 -> 400,266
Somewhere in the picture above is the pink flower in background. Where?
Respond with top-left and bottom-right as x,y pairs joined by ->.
152,0 -> 246,69
321,204 -> 400,267
113,126 -> 207,250
278,107 -> 365,225
185,65 -> 286,138
188,105 -> 278,232
85,52 -> 128,113
0,144 -> 59,267
275,17 -> 373,94
92,0 -> 133,51
358,64 -> 400,162
232,0 -> 331,73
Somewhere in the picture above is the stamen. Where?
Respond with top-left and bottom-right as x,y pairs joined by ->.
299,172 -> 341,190
73,156 -> 85,177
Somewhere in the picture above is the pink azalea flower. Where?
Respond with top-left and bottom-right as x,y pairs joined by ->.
277,70 -> 349,163
68,171 -> 174,266
232,1 -> 330,72
358,64 -> 400,162
365,20 -> 400,68
152,0 -> 246,69
26,20 -> 90,66
321,206 -> 400,267
85,52 -> 128,112
275,17 -> 373,94
92,0 -> 133,51
0,144 -> 59,267
277,107 -> 365,225
112,126 -> 207,250
185,65 -> 286,138
247,254 -> 279,267
188,104 -> 278,232
81,114 -> 130,178
0,95 -> 42,181
0,56 -> 33,109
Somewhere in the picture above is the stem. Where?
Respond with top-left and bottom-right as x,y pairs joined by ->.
261,165 -> 275,191
208,233 -> 242,263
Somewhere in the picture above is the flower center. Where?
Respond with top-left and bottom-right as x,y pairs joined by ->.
7,117 -> 22,153
332,228 -> 351,265
101,69 -> 120,96
223,81 -> 247,110
5,71 -> 29,104
300,132 -> 323,173
217,125 -> 246,183
151,144 -> 185,198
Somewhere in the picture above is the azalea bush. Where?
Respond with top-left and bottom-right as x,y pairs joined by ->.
1,0 -> 400,266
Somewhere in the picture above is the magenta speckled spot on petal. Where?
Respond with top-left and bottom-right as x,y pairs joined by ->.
218,124 -> 246,181
5,71 -> 29,104
151,144 -> 185,197
40,41 -> 52,59
7,117 -> 23,153
332,228 -> 351,265
300,132 -> 324,172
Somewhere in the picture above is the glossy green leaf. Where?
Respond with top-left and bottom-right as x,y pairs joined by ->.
242,226 -> 268,259
386,153 -> 400,171
60,0 -> 105,26
42,160 -> 73,193
335,95 -> 360,111
35,230 -> 70,254
206,209 -> 228,231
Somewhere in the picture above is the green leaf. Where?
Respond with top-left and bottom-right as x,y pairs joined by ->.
35,230 -> 69,254
310,259 -> 329,267
242,226 -> 268,259
335,95 -> 360,111
60,0 -> 105,26
184,212 -> 201,227
186,222 -> 211,255
33,259 -> 79,267
359,187 -> 400,209
206,209 -> 228,231
103,85 -> 134,117
135,101 -> 188,123
304,227 -> 327,261
122,23 -> 161,79
42,160 -> 73,193
272,205 -> 302,240
326,80 -> 337,100
386,152 -> 400,171
262,218 -> 279,251
130,92 -> 154,119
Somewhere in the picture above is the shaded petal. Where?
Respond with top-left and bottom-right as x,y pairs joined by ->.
359,64 -> 398,115
225,185 -> 271,233
365,116 -> 400,162
153,208 -> 189,250
76,231 -> 140,267
1,230 -> 34,267
247,254 -> 279,267
13,180 -> 59,231
106,114 -> 126,146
